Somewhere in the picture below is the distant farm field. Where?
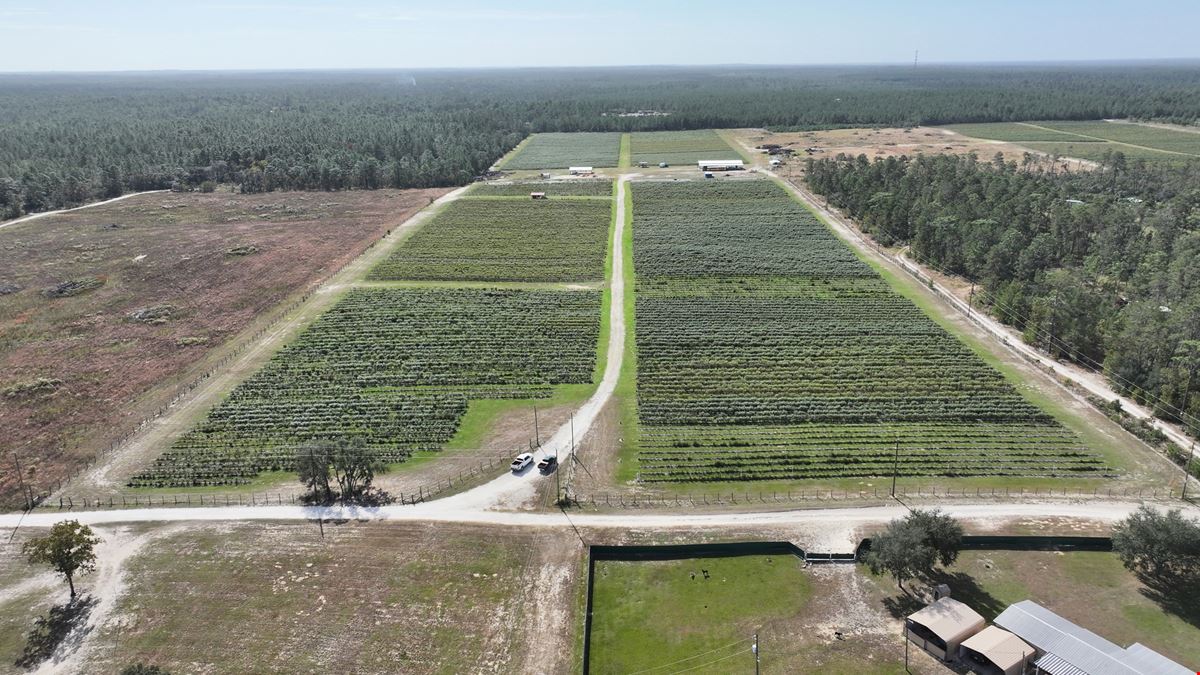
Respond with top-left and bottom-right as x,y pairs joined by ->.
500,132 -> 621,169
467,179 -> 613,197
0,189 -> 446,506
369,197 -> 612,282
629,130 -> 741,165
629,180 -> 1105,483
946,120 -> 1200,163
134,287 -> 600,487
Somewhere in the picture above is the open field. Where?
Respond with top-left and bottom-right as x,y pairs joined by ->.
500,132 -> 622,170
134,288 -> 601,487
628,179 -> 1104,484
629,130 -> 741,166
0,522 -> 582,674
0,189 -> 445,507
729,127 -> 1095,173
369,197 -> 612,282
945,120 -> 1200,163
467,179 -> 613,197
861,550 -> 1200,669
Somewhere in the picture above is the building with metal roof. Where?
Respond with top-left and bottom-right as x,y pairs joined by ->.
696,159 -> 744,171
959,625 -> 1036,675
905,597 -> 987,662
993,600 -> 1191,675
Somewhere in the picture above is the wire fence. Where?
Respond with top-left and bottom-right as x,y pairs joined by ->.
564,484 -> 1184,510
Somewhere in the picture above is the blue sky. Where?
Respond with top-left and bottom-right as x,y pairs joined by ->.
0,0 -> 1197,72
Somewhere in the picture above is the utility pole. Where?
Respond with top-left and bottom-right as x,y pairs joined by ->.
967,283 -> 976,318
1183,444 -> 1194,501
12,453 -> 29,511
533,405 -> 540,447
891,437 -> 900,497
753,632 -> 760,675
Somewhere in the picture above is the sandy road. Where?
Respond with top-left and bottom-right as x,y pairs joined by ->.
429,174 -> 632,512
0,190 -> 170,231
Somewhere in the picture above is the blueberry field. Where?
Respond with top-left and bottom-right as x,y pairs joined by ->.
629,180 -> 1107,483
466,179 -> 613,197
500,132 -> 622,170
133,288 -> 601,487
368,197 -> 612,282
629,130 -> 740,166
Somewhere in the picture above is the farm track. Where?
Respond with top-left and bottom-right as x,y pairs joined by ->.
57,186 -> 472,498
0,190 -> 170,230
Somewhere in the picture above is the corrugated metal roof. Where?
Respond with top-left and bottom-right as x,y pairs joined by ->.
1121,643 -> 1193,675
996,601 -> 1192,675
960,626 -> 1035,671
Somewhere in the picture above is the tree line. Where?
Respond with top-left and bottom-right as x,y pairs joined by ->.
805,152 -> 1200,436
4,64 -> 1200,216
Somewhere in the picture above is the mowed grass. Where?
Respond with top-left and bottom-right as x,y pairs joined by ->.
946,121 -> 1200,163
369,197 -> 612,282
501,132 -> 622,169
630,129 -> 741,165
589,555 -> 813,674
862,550 -> 1200,669
84,523 -> 547,674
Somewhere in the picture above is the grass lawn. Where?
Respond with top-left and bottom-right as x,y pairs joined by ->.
588,555 -> 813,674
862,550 -> 1200,669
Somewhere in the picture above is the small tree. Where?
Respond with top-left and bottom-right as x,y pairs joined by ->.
23,520 -> 101,598
121,665 -> 170,675
864,519 -> 934,592
1112,506 -> 1200,580
296,441 -> 335,503
863,509 -> 963,593
332,438 -> 385,503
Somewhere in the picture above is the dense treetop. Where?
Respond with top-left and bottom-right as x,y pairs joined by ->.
3,64 -> 1200,215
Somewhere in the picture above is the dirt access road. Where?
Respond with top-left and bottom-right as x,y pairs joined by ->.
0,190 -> 169,231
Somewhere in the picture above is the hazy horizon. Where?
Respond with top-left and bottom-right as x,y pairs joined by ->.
1,0 -> 1197,73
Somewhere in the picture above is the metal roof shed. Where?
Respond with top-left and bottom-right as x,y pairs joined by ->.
906,597 -> 987,662
993,600 -> 1193,675
959,626 -> 1036,675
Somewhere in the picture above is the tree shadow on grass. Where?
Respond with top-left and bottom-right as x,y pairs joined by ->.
879,571 -> 1007,621
1137,571 -> 1200,630
15,594 -> 98,670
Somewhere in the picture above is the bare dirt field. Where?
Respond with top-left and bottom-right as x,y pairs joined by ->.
730,126 -> 1095,176
0,189 -> 447,507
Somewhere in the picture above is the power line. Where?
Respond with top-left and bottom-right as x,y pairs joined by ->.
664,647 -> 754,675
627,637 -> 754,675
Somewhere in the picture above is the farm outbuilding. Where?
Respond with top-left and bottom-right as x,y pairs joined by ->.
530,192 -> 547,200
906,598 -> 987,662
569,166 -> 594,175
958,626 -> 1035,675
697,159 -> 744,171
994,600 -> 1192,675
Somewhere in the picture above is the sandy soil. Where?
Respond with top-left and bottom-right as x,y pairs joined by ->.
1,189 -> 448,507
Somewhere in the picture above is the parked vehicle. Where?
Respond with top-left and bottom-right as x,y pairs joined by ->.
537,455 -> 558,472
510,452 -> 534,472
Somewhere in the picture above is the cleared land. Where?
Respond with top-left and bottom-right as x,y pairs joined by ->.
2,522 -> 581,674
467,179 -> 613,197
862,550 -> 1200,669
0,189 -> 445,507
630,180 -> 1105,483
501,132 -> 622,170
629,130 -> 741,166
946,120 -> 1200,163
369,197 -> 612,282
134,288 -> 601,487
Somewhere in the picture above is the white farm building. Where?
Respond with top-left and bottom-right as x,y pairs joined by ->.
697,159 -> 744,171
568,166 -> 594,175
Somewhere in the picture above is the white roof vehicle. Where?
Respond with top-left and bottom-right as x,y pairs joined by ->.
510,452 -> 534,472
